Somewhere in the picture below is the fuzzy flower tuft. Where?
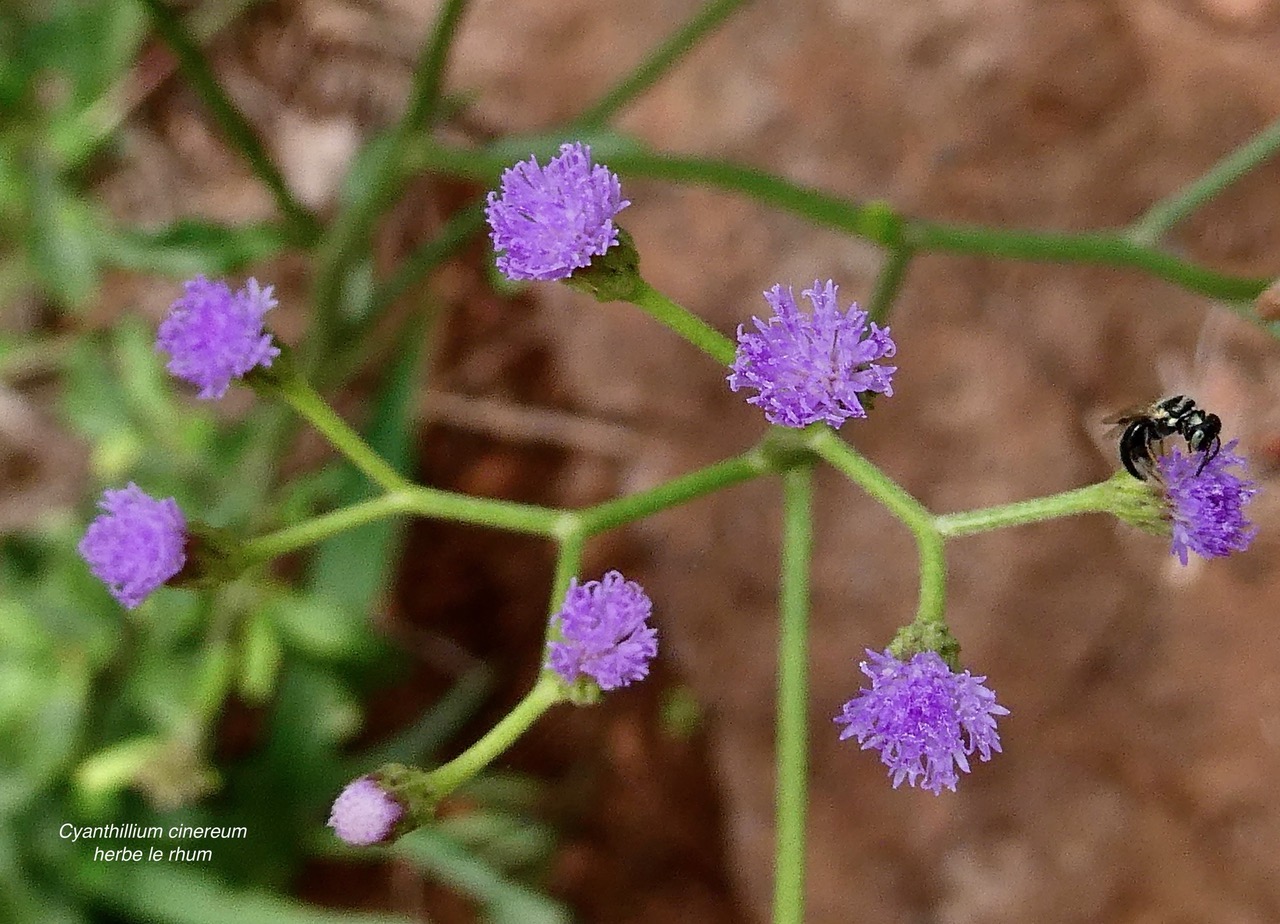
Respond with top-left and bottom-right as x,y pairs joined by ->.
547,571 -> 657,691
78,483 -> 187,610
485,142 -> 630,281
328,777 -> 403,846
1157,440 -> 1257,565
728,280 -> 896,428
835,649 -> 1008,795
156,276 -> 281,399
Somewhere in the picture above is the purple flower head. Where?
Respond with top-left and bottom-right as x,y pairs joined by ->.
485,142 -> 630,282
1156,439 -> 1257,565
546,571 -> 657,691
156,276 -> 280,399
728,280 -> 897,428
328,777 -> 403,846
78,483 -> 186,610
835,649 -> 1008,795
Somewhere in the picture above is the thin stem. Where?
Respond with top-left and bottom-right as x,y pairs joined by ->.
934,480 -> 1121,538
424,673 -> 565,798
773,467 -> 813,924
276,375 -> 412,493
629,281 -> 737,364
807,428 -> 932,533
1129,115 -> 1280,244
400,0 -> 473,133
542,532 -> 587,650
400,486 -> 567,538
867,245 -> 914,326
241,493 -> 410,563
135,0 -> 320,245
310,0 -> 472,366
808,428 -> 946,624
577,449 -> 769,535
409,140 -> 1273,307
573,0 -> 750,128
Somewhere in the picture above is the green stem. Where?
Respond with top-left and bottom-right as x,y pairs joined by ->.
773,467 -> 812,924
409,140 -> 1272,306
401,486 -> 567,537
400,0 -> 473,133
310,0 -> 472,368
576,449 -> 769,535
867,245 -> 914,325
276,375 -> 412,493
1129,115 -> 1280,244
241,494 -> 410,563
807,428 -> 931,532
135,0 -> 320,245
933,480 -> 1121,538
808,428 -> 945,624
425,673 -> 565,798
573,0 -> 750,128
629,281 -> 737,364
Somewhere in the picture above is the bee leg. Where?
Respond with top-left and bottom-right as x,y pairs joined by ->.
1194,436 -> 1222,476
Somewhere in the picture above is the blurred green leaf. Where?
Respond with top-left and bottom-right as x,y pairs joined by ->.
98,220 -> 292,277
237,609 -> 283,704
395,829 -> 571,924
27,164 -> 98,308
79,863 -> 414,924
265,590 -> 367,662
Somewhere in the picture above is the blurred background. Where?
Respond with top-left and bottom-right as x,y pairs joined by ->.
3,0 -> 1280,922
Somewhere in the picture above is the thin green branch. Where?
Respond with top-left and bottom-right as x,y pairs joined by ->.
573,0 -> 750,129
310,0 -> 473,367
423,673 -> 565,799
241,494 -> 411,563
628,281 -> 738,364
408,140 -> 1272,306
867,245 -> 914,325
400,486 -> 567,538
773,467 -> 813,924
1129,115 -> 1280,245
576,450 -> 769,535
933,480 -> 1121,538
276,375 -> 413,493
135,0 -> 320,245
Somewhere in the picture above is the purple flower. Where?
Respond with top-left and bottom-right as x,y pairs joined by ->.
835,649 -> 1008,795
328,777 -> 403,846
546,571 -> 657,691
78,483 -> 187,610
485,142 -> 630,282
728,280 -> 896,428
1156,440 -> 1257,565
156,276 -> 280,399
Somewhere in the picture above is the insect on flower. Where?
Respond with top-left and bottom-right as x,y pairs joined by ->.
1105,394 -> 1222,481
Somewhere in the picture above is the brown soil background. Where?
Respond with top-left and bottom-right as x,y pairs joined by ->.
38,0 -> 1280,921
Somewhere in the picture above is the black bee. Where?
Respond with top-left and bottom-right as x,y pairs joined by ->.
1106,395 -> 1222,481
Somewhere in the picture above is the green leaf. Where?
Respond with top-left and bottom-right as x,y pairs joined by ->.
27,166 -> 98,308
237,609 -> 283,704
96,219 -> 291,277
394,829 -> 571,924
79,863 -> 414,924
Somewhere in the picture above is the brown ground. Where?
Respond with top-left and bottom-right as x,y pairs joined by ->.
50,0 -> 1280,921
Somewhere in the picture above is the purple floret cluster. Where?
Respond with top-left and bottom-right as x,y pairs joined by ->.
486,142 -> 630,282
328,777 -> 403,846
728,280 -> 897,428
156,275 -> 280,399
547,570 -> 658,691
1157,439 -> 1257,565
835,649 -> 1008,795
78,483 -> 186,610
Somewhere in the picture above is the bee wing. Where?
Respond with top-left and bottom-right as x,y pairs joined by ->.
1101,404 -> 1151,427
